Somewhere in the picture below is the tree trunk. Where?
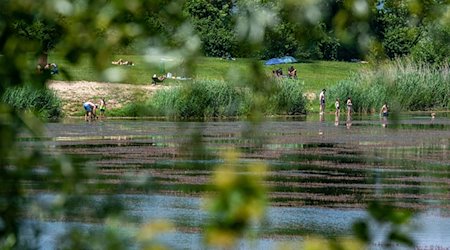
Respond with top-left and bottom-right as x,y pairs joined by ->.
38,52 -> 48,67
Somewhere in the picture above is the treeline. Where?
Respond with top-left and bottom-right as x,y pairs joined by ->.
178,0 -> 449,64
8,0 -> 449,66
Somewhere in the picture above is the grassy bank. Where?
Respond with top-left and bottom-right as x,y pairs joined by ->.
44,54 -> 449,117
47,53 -> 365,92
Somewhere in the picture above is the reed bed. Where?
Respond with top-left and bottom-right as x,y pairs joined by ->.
113,79 -> 307,118
329,59 -> 449,113
1,85 -> 62,119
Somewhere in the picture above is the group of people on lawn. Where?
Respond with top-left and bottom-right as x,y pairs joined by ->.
273,66 -> 297,79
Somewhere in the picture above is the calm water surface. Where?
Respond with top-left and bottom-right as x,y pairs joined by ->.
18,113 -> 450,249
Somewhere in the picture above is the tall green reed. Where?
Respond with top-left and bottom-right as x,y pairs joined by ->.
268,78 -> 307,115
115,79 -> 307,118
329,59 -> 449,113
1,85 -> 62,120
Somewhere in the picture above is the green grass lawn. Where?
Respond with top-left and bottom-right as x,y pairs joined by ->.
48,53 -> 366,93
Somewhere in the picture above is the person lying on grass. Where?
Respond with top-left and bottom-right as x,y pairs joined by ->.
111,58 -> 134,66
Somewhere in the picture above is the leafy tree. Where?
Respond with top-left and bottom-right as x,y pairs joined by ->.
372,0 -> 447,61
13,18 -> 64,66
183,0 -> 237,57
411,21 -> 450,64
261,21 -> 299,59
373,0 -> 419,58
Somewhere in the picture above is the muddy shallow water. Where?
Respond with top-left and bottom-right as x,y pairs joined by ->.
18,113 -> 450,248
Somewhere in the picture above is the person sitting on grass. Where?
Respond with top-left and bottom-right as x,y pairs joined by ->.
50,63 -> 59,74
152,74 -> 166,85
276,68 -> 283,77
288,66 -> 297,79
83,101 -> 97,122
112,58 -> 134,66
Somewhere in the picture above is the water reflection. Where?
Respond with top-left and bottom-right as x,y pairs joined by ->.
346,115 -> 352,129
334,113 -> 339,127
21,194 -> 450,249
16,114 -> 450,249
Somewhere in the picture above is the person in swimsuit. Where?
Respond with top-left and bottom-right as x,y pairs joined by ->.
380,103 -> 389,117
346,97 -> 353,116
346,97 -> 353,124
380,102 -> 389,127
335,98 -> 340,116
319,89 -> 326,114
334,98 -> 340,126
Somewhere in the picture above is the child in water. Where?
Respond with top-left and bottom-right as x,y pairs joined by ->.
99,98 -> 106,119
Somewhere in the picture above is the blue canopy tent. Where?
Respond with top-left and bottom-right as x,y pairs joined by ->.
265,56 -> 297,65
265,58 -> 283,65
279,56 -> 297,63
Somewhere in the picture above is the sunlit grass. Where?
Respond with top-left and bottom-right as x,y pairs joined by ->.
47,53 -> 366,93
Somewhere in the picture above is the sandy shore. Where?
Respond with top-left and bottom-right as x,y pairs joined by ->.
48,80 -> 169,115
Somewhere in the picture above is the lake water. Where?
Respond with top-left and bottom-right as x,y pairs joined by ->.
17,113 -> 450,249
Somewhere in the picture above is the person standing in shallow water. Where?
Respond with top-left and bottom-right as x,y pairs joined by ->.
346,97 -> 353,129
319,89 -> 326,114
379,102 -> 389,117
83,101 -> 96,122
380,102 -> 389,127
335,98 -> 340,116
346,97 -> 353,124
335,98 -> 340,126
99,98 -> 106,120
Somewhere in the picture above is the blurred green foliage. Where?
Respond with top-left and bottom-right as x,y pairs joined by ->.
353,201 -> 415,249
204,150 -> 267,248
1,0 -> 449,249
